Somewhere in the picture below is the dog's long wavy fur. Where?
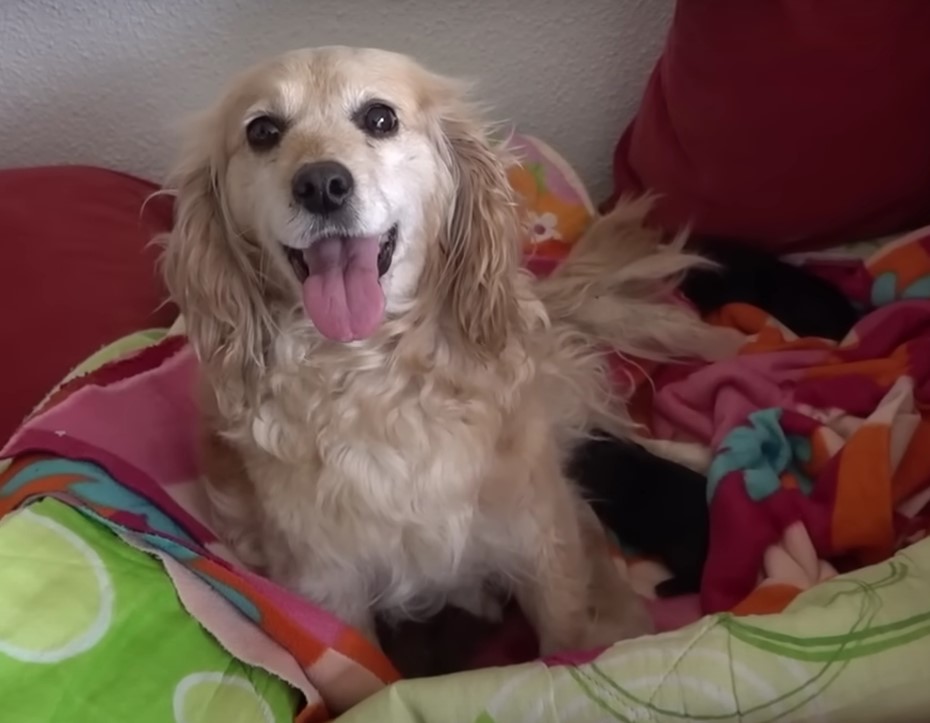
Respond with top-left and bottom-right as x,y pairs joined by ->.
534,197 -> 731,442
159,47 -> 737,661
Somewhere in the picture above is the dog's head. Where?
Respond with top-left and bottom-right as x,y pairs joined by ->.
163,47 -> 521,369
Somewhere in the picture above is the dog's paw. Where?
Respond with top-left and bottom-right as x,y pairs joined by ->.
584,598 -> 654,649
537,603 -> 652,658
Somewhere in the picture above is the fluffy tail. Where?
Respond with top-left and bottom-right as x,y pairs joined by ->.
534,198 -> 743,442
537,197 -> 740,364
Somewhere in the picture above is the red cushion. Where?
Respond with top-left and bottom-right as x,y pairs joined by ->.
606,2 -> 930,252
0,166 -> 176,442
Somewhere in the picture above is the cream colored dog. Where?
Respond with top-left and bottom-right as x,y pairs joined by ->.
161,46 -> 735,655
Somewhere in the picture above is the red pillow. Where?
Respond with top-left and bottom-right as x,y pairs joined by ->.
606,2 -> 930,252
0,166 -> 177,442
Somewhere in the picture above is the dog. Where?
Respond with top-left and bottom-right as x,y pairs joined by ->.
160,46 -> 738,656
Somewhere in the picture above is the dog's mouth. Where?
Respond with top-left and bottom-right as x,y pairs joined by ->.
282,224 -> 398,343
284,224 -> 398,283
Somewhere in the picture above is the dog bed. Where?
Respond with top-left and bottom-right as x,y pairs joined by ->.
4,136 -> 930,722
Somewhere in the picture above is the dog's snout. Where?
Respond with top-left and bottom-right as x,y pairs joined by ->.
292,161 -> 355,215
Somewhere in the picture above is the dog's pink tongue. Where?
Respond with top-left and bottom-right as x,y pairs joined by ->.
302,235 -> 385,342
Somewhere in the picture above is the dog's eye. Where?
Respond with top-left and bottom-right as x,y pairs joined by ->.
358,103 -> 398,137
246,115 -> 284,151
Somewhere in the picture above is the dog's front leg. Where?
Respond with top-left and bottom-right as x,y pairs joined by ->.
576,502 -> 654,645
510,457 -> 652,657
508,458 -> 598,657
199,430 -> 269,572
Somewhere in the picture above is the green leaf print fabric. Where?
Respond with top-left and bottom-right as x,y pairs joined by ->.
0,499 -> 299,722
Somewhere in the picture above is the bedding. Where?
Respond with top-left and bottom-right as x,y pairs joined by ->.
3,135 -> 930,722
0,165 -> 177,442
604,1 -> 930,253
334,537 -> 930,722
0,498 -> 299,723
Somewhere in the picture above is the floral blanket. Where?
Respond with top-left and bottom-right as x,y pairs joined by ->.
637,229 -> 930,616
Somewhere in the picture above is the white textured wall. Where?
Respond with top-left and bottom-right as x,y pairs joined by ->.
0,0 -> 671,200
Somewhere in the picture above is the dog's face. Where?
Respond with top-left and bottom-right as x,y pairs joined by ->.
164,46 -> 520,353
221,48 -> 455,341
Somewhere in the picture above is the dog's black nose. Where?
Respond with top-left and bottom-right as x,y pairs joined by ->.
292,161 -> 354,214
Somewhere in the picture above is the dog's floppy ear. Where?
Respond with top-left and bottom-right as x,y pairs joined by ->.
431,93 -> 523,357
159,115 -> 275,417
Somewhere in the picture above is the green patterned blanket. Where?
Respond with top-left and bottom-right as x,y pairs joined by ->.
0,499 -> 299,723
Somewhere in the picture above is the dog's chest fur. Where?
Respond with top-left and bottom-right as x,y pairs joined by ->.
235,332 -> 531,616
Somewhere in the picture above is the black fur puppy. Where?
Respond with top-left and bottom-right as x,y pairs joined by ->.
569,435 -> 709,597
682,239 -> 859,341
